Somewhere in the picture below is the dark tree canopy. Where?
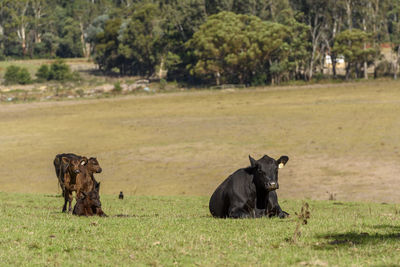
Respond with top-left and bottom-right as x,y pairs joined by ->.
0,0 -> 399,84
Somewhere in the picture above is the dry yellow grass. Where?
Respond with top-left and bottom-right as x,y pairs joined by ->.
1,80 -> 399,202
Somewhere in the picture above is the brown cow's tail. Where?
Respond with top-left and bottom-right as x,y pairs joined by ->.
54,156 -> 65,195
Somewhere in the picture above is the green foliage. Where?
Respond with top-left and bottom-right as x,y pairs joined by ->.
35,60 -> 74,82
16,68 -> 32,85
159,78 -> 167,90
3,65 -> 21,85
118,3 -> 163,76
4,65 -> 31,85
187,12 -> 293,85
35,65 -> 50,82
94,18 -> 124,73
48,60 -> 72,81
1,0 -> 398,81
333,29 -> 378,79
113,81 -> 122,93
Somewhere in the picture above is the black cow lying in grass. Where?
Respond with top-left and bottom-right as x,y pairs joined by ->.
209,155 -> 289,219
73,182 -> 107,217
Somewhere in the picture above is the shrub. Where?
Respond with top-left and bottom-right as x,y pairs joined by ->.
48,60 -> 72,81
4,65 -> 32,85
251,73 -> 268,86
36,65 -> 50,82
4,65 -> 21,85
113,81 -> 122,93
76,89 -> 84,97
159,79 -> 167,90
17,68 -> 32,85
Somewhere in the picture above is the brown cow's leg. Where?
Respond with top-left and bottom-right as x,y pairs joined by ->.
68,192 -> 73,213
62,191 -> 68,212
97,208 -> 107,217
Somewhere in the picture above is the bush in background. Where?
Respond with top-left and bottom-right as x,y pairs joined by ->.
35,65 -> 50,82
4,65 -> 32,85
113,81 -> 122,93
16,68 -> 32,84
35,60 -> 77,82
48,60 -> 72,81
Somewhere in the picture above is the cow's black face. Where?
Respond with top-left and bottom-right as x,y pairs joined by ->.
249,155 -> 289,191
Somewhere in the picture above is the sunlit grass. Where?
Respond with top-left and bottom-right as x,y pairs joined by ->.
0,193 -> 399,266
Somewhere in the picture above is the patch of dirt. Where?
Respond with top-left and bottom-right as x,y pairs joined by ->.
279,154 -> 400,203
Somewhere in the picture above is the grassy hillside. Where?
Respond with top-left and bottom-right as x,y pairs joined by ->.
0,80 -> 400,203
0,193 -> 399,266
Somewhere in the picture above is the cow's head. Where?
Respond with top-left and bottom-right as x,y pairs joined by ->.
62,156 -> 88,175
88,157 -> 102,173
80,186 -> 102,211
249,154 -> 289,191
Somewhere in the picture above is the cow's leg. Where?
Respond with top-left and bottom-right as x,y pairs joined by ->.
228,206 -> 253,218
62,191 -> 68,212
267,191 -> 289,218
68,192 -> 73,213
255,208 -> 266,218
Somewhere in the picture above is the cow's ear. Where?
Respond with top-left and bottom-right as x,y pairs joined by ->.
277,156 -> 289,168
249,155 -> 258,168
80,157 -> 88,166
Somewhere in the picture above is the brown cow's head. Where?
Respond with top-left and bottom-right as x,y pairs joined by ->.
81,182 -> 102,211
87,157 -> 102,174
62,156 -> 88,175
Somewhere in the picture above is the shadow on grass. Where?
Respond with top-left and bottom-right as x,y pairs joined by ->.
314,227 -> 400,249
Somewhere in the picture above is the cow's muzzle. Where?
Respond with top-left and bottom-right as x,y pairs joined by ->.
96,168 -> 102,173
267,182 -> 279,191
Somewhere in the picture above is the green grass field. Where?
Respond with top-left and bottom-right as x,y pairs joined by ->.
1,193 -> 399,266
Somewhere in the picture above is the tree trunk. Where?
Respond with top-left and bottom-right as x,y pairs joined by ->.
346,63 -> 351,80
80,22 -> 87,58
215,71 -> 220,86
363,18 -> 368,79
346,0 -> 353,31
18,26 -> 27,56
159,57 -> 165,80
394,46 -> 400,80
332,54 -> 337,78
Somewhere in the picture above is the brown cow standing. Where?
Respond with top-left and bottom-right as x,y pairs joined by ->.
60,156 -> 88,213
73,182 -> 107,217
53,153 -> 81,195
75,157 -> 102,200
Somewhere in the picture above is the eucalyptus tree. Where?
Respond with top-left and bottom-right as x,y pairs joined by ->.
94,18 -> 124,72
118,3 -> 163,76
187,11 -> 294,85
333,29 -> 377,80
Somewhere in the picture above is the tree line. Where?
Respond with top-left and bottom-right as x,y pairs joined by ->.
2,0 -> 400,85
